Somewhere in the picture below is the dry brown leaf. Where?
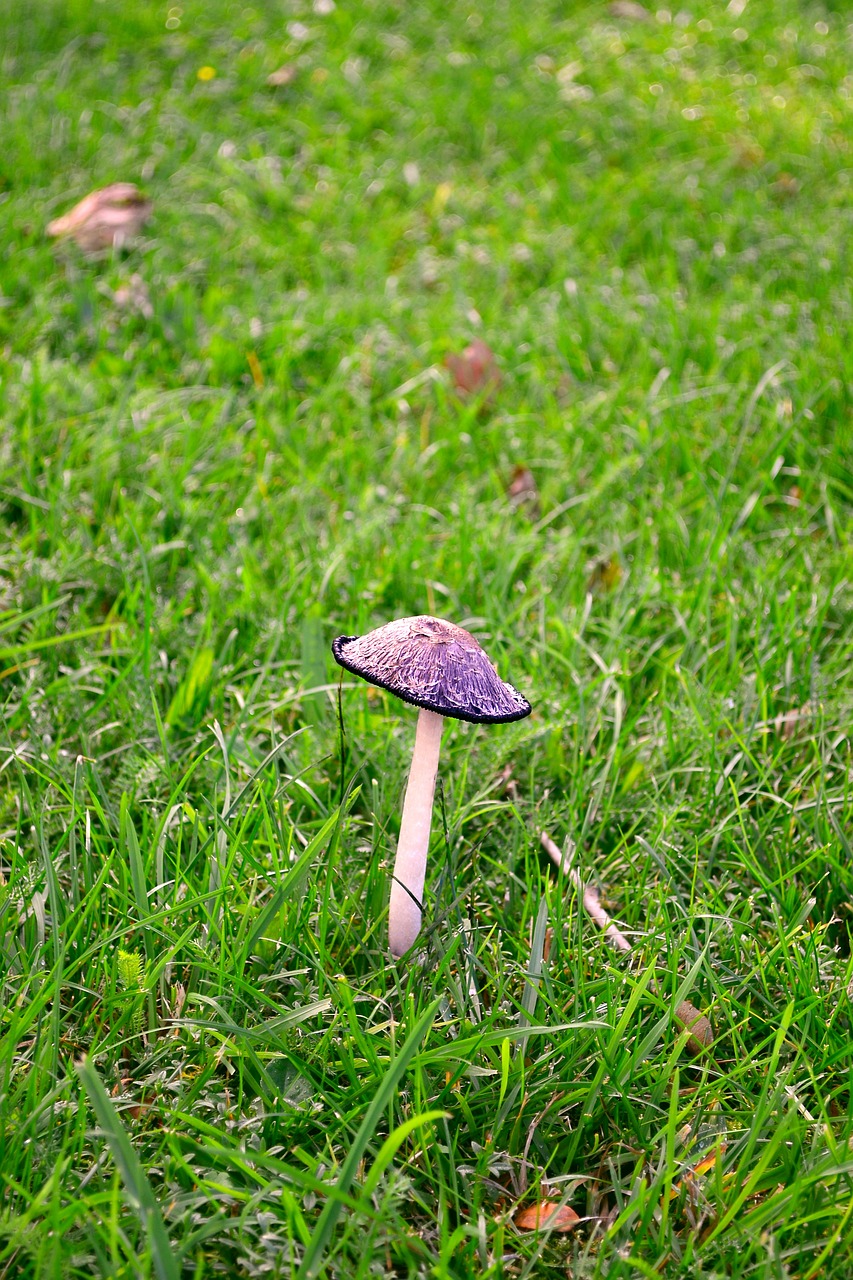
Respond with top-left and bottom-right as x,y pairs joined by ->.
446,339 -> 501,399
673,999 -> 713,1055
47,183 -> 152,253
507,465 -> 540,517
774,703 -> 811,740
608,1 -> 651,19
267,64 -> 298,87
731,137 -> 765,170
771,172 -> 799,199
515,1201 -> 580,1232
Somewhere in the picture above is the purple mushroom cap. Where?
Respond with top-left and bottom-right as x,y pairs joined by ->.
331,615 -> 531,725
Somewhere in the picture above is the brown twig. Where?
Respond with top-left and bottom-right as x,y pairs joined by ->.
541,831 -> 632,953
540,830 -> 713,1056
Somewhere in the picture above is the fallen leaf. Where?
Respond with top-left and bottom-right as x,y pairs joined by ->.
267,64 -> 298,87
608,1 -> 651,19
446,339 -> 501,398
673,999 -> 713,1056
774,703 -> 811,740
507,465 -> 540,517
771,172 -> 799,199
47,183 -> 152,254
515,1201 -> 580,1232
731,137 -> 765,170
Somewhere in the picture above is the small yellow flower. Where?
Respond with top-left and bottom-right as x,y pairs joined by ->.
432,182 -> 452,215
197,65 -> 216,81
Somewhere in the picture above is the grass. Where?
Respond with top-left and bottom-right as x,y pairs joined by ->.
0,0 -> 852,1274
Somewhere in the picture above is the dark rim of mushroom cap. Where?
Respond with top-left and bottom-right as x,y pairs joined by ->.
332,615 -> 532,725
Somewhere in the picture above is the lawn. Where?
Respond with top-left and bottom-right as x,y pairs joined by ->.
1,0 -> 852,1275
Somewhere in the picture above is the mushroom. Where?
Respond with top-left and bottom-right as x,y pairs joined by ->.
332,615 -> 531,956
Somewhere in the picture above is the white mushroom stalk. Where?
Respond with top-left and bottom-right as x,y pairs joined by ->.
388,708 -> 443,957
331,615 -> 531,958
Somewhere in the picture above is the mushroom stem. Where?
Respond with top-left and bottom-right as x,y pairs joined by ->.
388,708 -> 444,956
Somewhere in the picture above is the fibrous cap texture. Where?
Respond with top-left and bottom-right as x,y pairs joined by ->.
332,615 -> 531,724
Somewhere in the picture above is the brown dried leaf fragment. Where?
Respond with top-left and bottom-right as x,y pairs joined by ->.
446,339 -> 501,399
771,172 -> 799,199
515,1201 -> 580,1232
730,137 -> 765,170
267,64 -> 298,87
247,350 -> 265,388
507,465 -> 540,518
774,703 -> 811,740
673,1000 -> 713,1055
47,183 -> 152,253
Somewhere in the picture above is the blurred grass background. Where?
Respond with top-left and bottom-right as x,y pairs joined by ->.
0,1 -> 852,1276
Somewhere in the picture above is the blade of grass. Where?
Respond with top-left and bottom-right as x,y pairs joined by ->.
296,997 -> 441,1280
76,1058 -> 181,1280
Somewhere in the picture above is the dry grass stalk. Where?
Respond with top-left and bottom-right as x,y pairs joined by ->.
540,830 -> 713,1055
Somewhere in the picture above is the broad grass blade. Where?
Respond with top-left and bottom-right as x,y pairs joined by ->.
76,1058 -> 180,1280
296,998 -> 441,1279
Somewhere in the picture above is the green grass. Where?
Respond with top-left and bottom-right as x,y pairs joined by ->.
1,0 -> 852,1275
